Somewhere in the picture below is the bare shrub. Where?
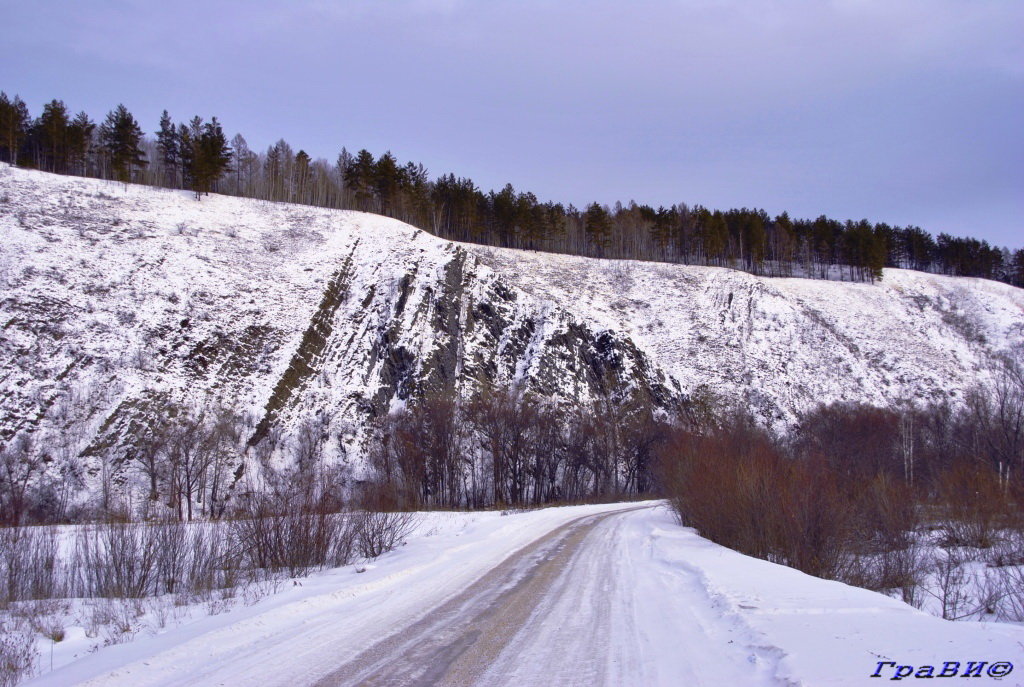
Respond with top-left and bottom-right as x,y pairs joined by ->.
231,489 -> 355,577
0,527 -> 66,606
999,561 -> 1024,621
147,597 -> 173,629
925,549 -> 973,620
151,520 -> 189,595
99,600 -> 142,646
353,510 -> 417,560
936,462 -> 1008,549
851,473 -> 919,552
193,524 -> 238,593
76,523 -> 158,598
657,417 -> 854,579
839,474 -> 925,595
990,525 -> 1024,621
0,436 -> 44,527
0,628 -> 37,687
777,458 -> 852,579
42,621 -> 65,643
881,544 -> 927,602
329,515 -> 359,568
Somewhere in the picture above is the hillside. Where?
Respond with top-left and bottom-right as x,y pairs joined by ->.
1,165 -> 1022,492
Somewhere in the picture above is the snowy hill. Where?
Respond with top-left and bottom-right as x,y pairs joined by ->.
2,164 -> 1022,485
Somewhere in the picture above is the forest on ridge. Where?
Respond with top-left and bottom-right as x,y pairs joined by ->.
2,91 -> 1021,287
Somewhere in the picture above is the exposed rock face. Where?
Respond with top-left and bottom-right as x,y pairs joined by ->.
1,165 -> 1022,493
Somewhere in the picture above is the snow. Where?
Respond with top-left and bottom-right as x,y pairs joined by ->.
474,248 -> 1024,429
2,164 -> 1022,488
3,164 -> 1024,682
21,503 -> 1024,686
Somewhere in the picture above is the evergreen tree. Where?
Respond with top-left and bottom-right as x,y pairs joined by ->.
262,139 -> 293,201
344,149 -> 376,211
401,160 -> 432,225
294,149 -> 311,203
36,99 -> 70,173
743,211 -> 767,271
374,151 -> 402,215
67,111 -> 95,176
155,110 -> 179,187
491,183 -> 520,243
647,206 -> 675,258
336,147 -> 353,204
263,141 -> 281,200
1010,249 -> 1024,288
189,117 -> 232,199
773,212 -> 795,274
584,202 -> 612,255
177,116 -> 204,191
702,210 -> 728,265
99,104 -> 146,182
3,88 -> 1019,288
0,92 -> 30,165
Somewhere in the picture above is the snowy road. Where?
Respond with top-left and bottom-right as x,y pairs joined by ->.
313,506 -> 770,686
29,503 -> 1024,686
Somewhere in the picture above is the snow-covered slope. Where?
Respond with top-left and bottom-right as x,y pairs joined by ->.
2,165 -> 1022,482
479,248 -> 1024,426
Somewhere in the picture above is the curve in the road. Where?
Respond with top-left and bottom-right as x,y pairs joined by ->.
315,506 -> 775,687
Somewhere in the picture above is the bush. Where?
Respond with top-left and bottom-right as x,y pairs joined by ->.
76,523 -> 158,598
0,527 -> 66,607
935,462 -> 1010,549
354,511 -> 416,559
658,420 -> 854,578
0,628 -> 36,687
230,489 -> 362,577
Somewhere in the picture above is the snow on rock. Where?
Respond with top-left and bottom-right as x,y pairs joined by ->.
2,164 -> 1022,490
477,247 -> 1024,428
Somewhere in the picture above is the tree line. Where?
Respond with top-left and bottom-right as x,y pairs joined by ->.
2,91 -> 1022,286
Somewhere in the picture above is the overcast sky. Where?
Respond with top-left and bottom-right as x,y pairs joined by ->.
2,0 -> 1021,247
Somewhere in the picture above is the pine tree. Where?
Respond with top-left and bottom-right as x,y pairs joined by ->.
646,206 -> 674,258
99,104 -> 146,182
185,117 -> 232,199
156,110 -> 179,187
1010,249 -> 1024,288
37,99 -> 70,173
294,149 -> 311,203
344,149 -> 376,211
177,116 -> 204,191
584,202 -> 612,255
374,151 -> 402,215
0,92 -> 30,165
67,111 -> 95,176
702,211 -> 728,265
745,211 -> 767,271
262,139 -> 293,201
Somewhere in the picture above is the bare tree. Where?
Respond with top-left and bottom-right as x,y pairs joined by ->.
963,363 -> 1024,489
0,435 -> 42,526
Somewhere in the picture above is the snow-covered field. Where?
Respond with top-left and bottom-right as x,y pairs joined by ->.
17,503 -> 1024,686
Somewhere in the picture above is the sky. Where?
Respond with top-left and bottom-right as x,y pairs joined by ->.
2,0 -> 1022,248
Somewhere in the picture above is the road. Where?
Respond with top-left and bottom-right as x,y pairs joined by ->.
315,506 -> 774,686
30,503 -> 1024,687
